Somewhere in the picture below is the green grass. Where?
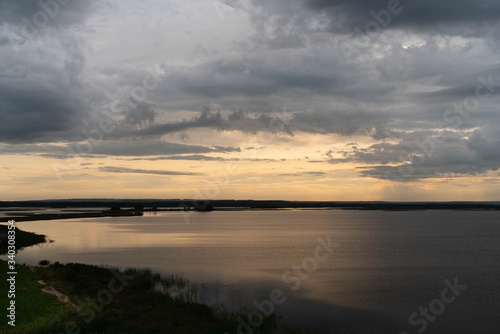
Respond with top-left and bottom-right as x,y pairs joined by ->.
31,262 -> 279,334
0,224 -> 76,333
0,260 -> 76,333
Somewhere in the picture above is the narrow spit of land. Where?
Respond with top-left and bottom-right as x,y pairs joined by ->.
0,224 -> 46,254
2,209 -> 143,222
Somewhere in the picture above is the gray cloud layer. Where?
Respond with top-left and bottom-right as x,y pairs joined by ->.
324,130 -> 500,180
0,141 -> 240,157
99,166 -> 202,176
1,0 -> 499,182
0,0 -> 96,27
250,0 -> 500,37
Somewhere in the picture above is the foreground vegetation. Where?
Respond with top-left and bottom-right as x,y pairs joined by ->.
0,225 -> 75,332
1,260 -> 328,334
0,260 -> 76,333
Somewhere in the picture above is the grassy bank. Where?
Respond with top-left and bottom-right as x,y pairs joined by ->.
0,260 -> 76,332
2,261 -> 327,334
1,224 -> 75,332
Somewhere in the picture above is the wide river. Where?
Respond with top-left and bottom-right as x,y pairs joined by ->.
4,209 -> 500,333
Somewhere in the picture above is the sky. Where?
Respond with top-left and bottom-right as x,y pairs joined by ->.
0,0 -> 499,201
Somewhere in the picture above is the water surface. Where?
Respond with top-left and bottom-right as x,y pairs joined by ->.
5,210 -> 500,333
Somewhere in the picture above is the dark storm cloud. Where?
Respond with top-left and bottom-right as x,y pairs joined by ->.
0,75 -> 87,143
325,129 -> 500,180
303,171 -> 327,176
0,0 -> 97,144
412,69 -> 500,104
127,155 -> 231,162
119,109 -> 225,137
0,0 -> 96,27
115,108 -> 294,138
290,109 -> 399,138
126,155 -> 280,162
0,141 -> 240,157
0,36 -> 88,143
119,51 -> 406,139
86,24 -> 498,146
160,58 -> 341,100
466,130 -> 500,161
122,101 -> 156,128
138,52 -> 346,114
280,171 -> 327,177
303,0 -> 500,35
98,166 -> 202,176
359,163 -> 495,181
88,141 -> 240,156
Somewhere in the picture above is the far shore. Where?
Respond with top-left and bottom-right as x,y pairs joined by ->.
2,204 -> 500,225
1,199 -> 499,223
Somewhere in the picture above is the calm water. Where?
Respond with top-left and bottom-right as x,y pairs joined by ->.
4,210 -> 500,333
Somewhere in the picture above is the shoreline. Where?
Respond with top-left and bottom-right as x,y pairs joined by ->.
1,224 -> 326,333
1,204 -> 499,225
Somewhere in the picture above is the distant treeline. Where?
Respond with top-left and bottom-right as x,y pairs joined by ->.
1,199 -> 500,210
